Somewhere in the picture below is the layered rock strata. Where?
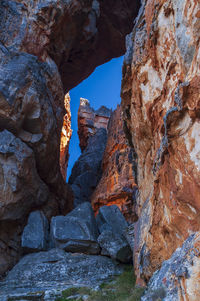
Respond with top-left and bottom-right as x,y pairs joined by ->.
0,0 -> 140,276
121,0 -> 200,285
92,105 -> 138,221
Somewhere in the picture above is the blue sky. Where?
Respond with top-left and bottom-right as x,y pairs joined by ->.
67,56 -> 124,180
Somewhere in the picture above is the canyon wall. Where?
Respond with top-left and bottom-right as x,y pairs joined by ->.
0,0 -> 140,276
121,0 -> 200,285
92,105 -> 138,222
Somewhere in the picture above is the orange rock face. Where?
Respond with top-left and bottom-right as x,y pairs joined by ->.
122,0 -> 200,284
78,98 -> 111,152
60,93 -> 72,181
92,105 -> 137,222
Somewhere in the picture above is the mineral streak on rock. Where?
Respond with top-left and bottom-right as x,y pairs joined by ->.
60,93 -> 72,181
92,105 -> 138,222
78,98 -> 111,152
121,0 -> 200,285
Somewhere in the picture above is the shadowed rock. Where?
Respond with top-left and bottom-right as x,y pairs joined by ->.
98,230 -> 132,263
21,211 -> 49,253
69,128 -> 108,207
50,203 -> 100,254
96,205 -> 128,237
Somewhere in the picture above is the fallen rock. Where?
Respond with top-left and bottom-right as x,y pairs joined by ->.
0,249 -> 124,300
21,211 -> 49,253
142,232 -> 200,301
98,230 -> 132,263
50,203 -> 100,254
96,205 -> 128,237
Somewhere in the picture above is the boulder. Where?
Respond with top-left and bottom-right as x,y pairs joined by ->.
21,211 -> 49,252
0,249 -> 124,300
96,205 -> 128,237
50,202 -> 100,254
98,230 -> 132,263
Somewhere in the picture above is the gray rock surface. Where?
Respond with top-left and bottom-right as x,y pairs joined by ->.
142,232 -> 200,301
98,230 -> 132,263
50,203 -> 100,254
0,249 -> 124,301
0,130 -> 49,221
96,205 -> 128,237
123,223 -> 135,252
69,129 -> 108,207
22,211 -> 49,252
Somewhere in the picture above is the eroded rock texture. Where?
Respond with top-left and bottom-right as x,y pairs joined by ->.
142,232 -> 200,301
92,105 -> 137,221
0,0 -> 140,276
121,0 -> 200,285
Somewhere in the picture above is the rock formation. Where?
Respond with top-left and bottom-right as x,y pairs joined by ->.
60,93 -> 72,181
121,0 -> 200,286
92,105 -> 138,221
78,98 -> 111,152
0,0 -> 140,276
69,99 -> 111,207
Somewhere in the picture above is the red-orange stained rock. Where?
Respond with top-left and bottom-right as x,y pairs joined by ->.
121,0 -> 200,287
92,105 -> 137,222
60,93 -> 72,181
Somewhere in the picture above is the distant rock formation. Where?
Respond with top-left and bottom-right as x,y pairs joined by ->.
78,98 -> 111,152
69,99 -> 111,207
92,105 -> 138,222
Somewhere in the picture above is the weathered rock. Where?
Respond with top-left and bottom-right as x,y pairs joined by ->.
0,0 -> 140,276
69,128 -> 108,207
78,98 -> 111,152
0,249 -> 124,300
60,93 -> 72,181
92,105 -> 138,222
50,202 -> 100,254
142,232 -> 200,301
121,0 -> 200,284
123,223 -> 135,252
96,205 -> 128,238
98,230 -> 132,263
21,211 -> 49,252
0,130 -> 49,221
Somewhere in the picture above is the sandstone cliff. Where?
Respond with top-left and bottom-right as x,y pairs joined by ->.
121,0 -> 200,286
92,105 -> 138,222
